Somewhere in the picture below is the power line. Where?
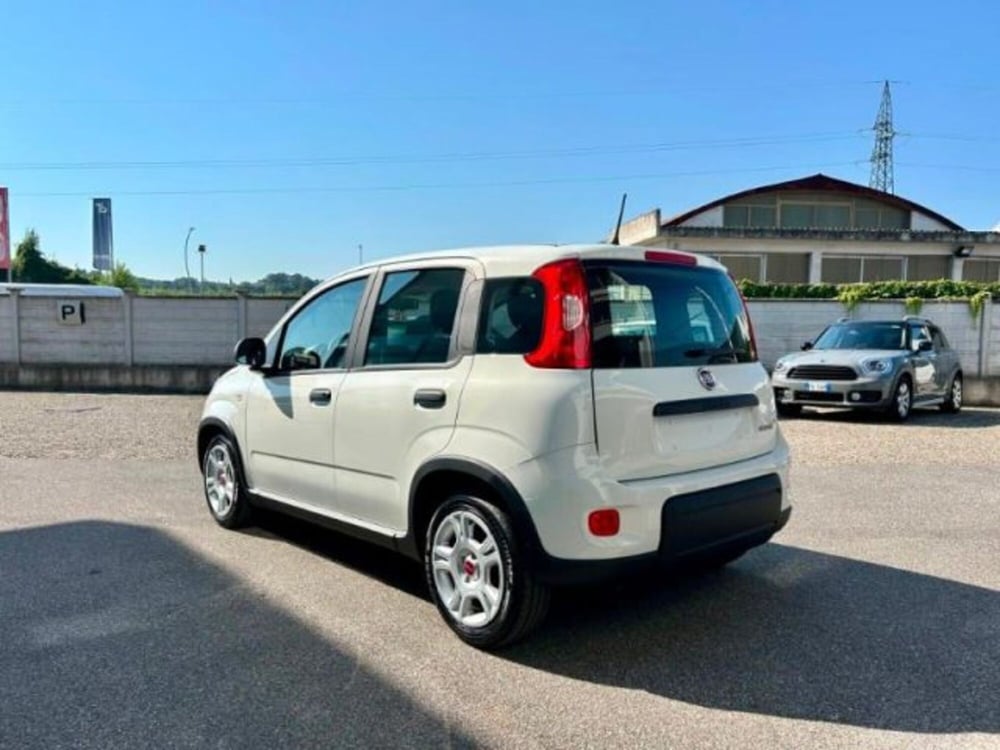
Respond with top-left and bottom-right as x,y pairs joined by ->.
0,132 -> 866,172
14,161 -> 864,198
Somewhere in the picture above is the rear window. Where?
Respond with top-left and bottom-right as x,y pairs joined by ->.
476,277 -> 544,354
586,262 -> 756,369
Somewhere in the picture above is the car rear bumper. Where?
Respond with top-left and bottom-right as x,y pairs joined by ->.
506,437 -> 791,582
534,502 -> 792,586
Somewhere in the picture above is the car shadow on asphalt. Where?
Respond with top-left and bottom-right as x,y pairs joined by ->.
240,508 -> 429,599
784,406 -> 1000,428
0,521 -> 473,749
504,542 -> 1000,735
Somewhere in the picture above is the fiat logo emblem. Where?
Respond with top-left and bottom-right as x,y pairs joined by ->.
697,367 -> 716,391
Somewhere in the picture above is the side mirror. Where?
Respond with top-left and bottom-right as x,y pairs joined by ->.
801,341 -> 814,351
918,340 -> 933,352
234,337 -> 267,370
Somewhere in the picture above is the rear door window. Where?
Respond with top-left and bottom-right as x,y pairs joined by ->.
476,278 -> 544,354
365,268 -> 466,366
586,262 -> 755,369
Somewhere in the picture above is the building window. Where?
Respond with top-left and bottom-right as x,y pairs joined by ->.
823,256 -> 863,284
765,253 -> 810,284
963,259 -> 1000,282
722,195 -> 912,230
822,256 -> 905,283
711,254 -> 763,282
906,255 -> 950,281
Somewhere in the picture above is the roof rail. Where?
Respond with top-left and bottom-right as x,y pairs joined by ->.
902,314 -> 929,323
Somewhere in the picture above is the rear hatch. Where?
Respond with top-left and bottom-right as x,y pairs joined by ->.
585,257 -> 776,481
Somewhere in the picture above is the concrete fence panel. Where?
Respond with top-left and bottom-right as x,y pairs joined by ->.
247,298 -> 295,340
19,296 -> 126,364
0,296 -> 16,363
132,297 -> 239,365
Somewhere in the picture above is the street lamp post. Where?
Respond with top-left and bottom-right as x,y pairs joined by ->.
183,227 -> 196,293
198,244 -> 207,292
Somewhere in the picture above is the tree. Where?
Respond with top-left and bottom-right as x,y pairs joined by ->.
11,229 -> 92,285
99,262 -> 140,293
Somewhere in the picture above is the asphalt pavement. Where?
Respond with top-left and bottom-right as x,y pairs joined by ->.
1,393 -> 997,749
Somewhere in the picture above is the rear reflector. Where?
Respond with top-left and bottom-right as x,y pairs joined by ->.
588,509 -> 620,537
644,250 -> 697,266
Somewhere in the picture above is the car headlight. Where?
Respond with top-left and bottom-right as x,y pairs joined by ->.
861,358 -> 893,374
774,359 -> 788,372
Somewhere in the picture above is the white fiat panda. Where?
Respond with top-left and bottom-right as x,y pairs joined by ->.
198,244 -> 791,648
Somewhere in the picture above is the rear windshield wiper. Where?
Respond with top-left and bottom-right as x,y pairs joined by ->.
684,345 -> 739,363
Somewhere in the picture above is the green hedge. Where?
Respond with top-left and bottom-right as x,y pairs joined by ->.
737,279 -> 1000,301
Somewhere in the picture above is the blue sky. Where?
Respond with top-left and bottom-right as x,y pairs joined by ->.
3,0 -> 999,281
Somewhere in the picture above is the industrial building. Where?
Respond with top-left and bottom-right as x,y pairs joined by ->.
618,173 -> 1000,284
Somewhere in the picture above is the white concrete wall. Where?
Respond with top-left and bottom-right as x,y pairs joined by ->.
911,212 -> 952,232
247,298 -> 294,339
747,299 -> 987,375
2,294 -> 998,377
132,297 -> 240,365
0,296 -> 15,363
988,302 -> 1000,376
18,296 -> 126,364
678,206 -> 724,228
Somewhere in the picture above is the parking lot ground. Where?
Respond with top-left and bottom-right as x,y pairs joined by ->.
1,392 -> 998,749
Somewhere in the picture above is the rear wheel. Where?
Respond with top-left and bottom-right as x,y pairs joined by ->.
425,495 -> 549,649
884,377 -> 913,422
941,373 -> 963,414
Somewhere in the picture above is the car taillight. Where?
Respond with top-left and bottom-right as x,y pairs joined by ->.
525,258 -> 591,369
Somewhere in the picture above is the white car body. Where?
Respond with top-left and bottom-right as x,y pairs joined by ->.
199,243 -> 791,644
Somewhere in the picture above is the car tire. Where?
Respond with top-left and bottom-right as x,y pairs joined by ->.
941,373 -> 963,414
202,434 -> 254,529
884,376 -> 913,422
425,495 -> 550,650
776,403 -> 802,418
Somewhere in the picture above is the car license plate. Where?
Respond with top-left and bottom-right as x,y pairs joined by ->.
807,381 -> 831,393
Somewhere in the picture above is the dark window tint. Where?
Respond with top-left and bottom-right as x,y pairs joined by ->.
476,277 -> 544,354
365,268 -> 466,366
279,277 -> 367,371
586,262 -> 755,369
909,324 -> 931,350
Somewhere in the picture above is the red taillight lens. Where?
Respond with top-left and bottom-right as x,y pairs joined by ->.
525,259 -> 591,369
644,249 -> 697,266
588,509 -> 620,537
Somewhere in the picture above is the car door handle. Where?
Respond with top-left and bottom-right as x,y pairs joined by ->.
309,388 -> 332,406
414,389 -> 447,409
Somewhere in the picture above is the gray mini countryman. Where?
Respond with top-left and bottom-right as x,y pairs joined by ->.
771,316 -> 962,421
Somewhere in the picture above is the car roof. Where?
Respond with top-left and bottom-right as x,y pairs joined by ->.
324,243 -> 724,282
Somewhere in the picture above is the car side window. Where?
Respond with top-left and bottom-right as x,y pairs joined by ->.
278,277 -> 367,371
909,324 -> 931,351
476,278 -> 544,354
365,268 -> 466,366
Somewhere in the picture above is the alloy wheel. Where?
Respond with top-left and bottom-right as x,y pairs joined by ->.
431,510 -> 506,628
204,443 -> 237,518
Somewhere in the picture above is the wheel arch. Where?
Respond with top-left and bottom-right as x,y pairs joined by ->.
197,417 -> 239,470
401,458 -> 543,563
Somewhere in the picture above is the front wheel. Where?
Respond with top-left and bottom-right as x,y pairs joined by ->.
202,434 -> 254,529
425,495 -> 549,649
884,377 -> 913,422
941,374 -> 963,414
